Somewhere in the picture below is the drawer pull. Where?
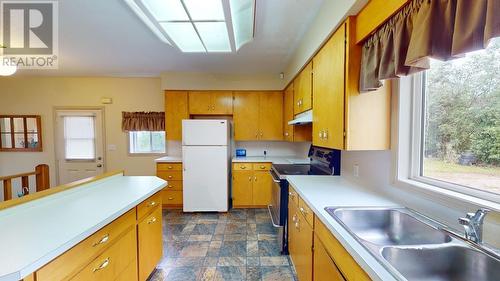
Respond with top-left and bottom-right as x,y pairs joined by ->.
289,192 -> 295,199
148,217 -> 157,224
167,166 -> 173,169
148,201 -> 157,207
168,197 -> 174,200
168,185 -> 173,188
248,176 -> 252,181
240,166 -> 246,169
92,258 -> 110,273
299,207 -> 308,215
259,165 -> 265,169
92,234 -> 109,247
168,175 -> 173,179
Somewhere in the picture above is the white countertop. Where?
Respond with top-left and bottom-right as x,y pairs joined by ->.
0,174 -> 167,281
155,156 -> 182,163
232,156 -> 310,164
286,176 -> 400,281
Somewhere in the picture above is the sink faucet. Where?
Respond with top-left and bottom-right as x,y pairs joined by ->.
458,209 -> 489,243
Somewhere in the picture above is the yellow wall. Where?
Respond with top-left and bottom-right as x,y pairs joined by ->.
0,77 -> 163,185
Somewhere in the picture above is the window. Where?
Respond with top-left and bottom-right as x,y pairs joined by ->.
63,116 -> 96,160
129,131 -> 166,154
0,115 -> 42,151
408,38 -> 500,199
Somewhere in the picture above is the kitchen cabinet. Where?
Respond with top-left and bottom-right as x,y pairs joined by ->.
188,91 -> 233,115
283,82 -> 312,142
233,91 -> 283,141
314,234 -> 346,281
312,17 -> 391,150
165,91 -> 189,141
138,205 -> 163,281
288,186 -> 313,281
156,162 -> 183,209
294,62 -> 313,114
232,162 -> 272,207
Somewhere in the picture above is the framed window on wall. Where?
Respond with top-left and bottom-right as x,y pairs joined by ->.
0,115 -> 43,152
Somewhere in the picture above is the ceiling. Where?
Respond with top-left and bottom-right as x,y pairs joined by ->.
19,0 -> 324,76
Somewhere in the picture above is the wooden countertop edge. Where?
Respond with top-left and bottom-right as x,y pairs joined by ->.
0,170 -> 124,211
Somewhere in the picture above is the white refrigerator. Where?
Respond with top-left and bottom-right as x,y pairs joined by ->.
182,119 -> 230,212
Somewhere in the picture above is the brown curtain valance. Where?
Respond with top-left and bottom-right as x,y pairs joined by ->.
122,112 -> 165,131
360,0 -> 500,92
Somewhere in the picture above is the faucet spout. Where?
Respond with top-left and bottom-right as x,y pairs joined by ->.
459,209 -> 489,243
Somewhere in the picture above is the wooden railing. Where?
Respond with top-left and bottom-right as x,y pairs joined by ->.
0,164 -> 50,201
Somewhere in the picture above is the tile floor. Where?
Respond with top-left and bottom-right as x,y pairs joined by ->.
148,208 -> 297,281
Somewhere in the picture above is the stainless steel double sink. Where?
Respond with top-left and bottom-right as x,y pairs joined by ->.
325,207 -> 500,281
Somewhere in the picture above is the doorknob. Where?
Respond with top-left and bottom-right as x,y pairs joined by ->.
97,157 -> 102,160
97,164 -> 102,168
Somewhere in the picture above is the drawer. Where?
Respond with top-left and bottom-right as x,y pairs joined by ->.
253,163 -> 272,171
288,186 -> 299,206
315,218 -> 371,281
157,163 -> 182,171
71,228 -> 137,281
164,180 -> 183,191
161,190 -> 183,205
233,163 -> 252,170
298,197 -> 314,228
36,209 -> 135,281
137,192 -> 162,220
157,170 -> 183,181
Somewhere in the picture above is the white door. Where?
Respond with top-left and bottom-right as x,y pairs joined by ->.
183,145 -> 228,212
182,120 -> 229,146
55,109 -> 105,184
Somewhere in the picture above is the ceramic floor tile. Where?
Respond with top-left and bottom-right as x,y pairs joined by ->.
214,266 -> 246,281
261,266 -> 295,281
219,241 -> 247,256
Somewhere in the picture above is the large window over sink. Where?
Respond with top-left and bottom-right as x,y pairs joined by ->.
407,38 -> 500,199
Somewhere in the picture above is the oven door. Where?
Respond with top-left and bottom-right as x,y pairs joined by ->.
268,169 -> 283,227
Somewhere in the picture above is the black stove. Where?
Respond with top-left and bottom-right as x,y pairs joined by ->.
267,146 -> 341,255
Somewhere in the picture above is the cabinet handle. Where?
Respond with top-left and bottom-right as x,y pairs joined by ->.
254,176 -> 257,182
212,105 -> 215,110
92,234 -> 109,247
285,132 -> 289,136
248,176 -> 252,181
292,214 -> 297,222
240,166 -> 246,169
255,132 -> 259,138
207,105 -> 211,110
260,132 -> 263,137
324,130 -> 328,139
148,217 -> 157,224
299,207 -> 308,215
168,185 -> 173,188
148,201 -> 157,207
319,131 -> 323,139
168,175 -> 173,179
92,258 -> 110,273
167,166 -> 173,169
289,192 -> 295,199
168,197 -> 174,201
260,165 -> 265,169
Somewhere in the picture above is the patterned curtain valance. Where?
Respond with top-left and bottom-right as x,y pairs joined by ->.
122,112 -> 165,131
360,0 -> 500,92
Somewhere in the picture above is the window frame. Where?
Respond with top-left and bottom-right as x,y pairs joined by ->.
395,73 -> 500,208
127,131 -> 166,155
0,115 -> 43,152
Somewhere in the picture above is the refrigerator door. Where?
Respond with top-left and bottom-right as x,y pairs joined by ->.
183,145 -> 229,212
182,120 -> 229,146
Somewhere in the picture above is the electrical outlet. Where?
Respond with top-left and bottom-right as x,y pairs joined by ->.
353,164 -> 359,177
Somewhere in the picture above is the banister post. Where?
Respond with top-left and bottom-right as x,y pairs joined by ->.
3,179 -> 12,201
35,164 -> 50,192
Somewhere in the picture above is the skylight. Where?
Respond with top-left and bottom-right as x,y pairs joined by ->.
124,0 -> 255,53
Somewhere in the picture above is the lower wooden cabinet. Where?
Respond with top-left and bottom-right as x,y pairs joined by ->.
156,162 -> 184,208
232,162 -> 272,208
138,206 -> 163,281
33,192 -> 163,281
314,234 -> 346,281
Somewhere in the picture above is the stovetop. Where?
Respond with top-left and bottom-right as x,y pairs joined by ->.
272,164 -> 331,176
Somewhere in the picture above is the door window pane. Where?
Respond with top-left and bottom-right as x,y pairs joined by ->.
64,116 -> 96,160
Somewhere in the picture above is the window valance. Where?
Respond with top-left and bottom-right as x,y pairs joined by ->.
360,0 -> 500,92
122,112 -> 165,131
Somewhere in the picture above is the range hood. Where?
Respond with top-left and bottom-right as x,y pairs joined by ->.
288,110 -> 313,125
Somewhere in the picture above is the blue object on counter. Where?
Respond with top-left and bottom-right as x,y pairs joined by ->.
236,149 -> 246,157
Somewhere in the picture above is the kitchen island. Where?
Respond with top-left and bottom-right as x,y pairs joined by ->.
0,171 -> 166,281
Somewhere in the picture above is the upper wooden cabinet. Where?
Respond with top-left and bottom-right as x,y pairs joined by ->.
294,62 -> 313,114
284,83 -> 312,142
233,91 -> 283,141
312,17 -> 391,150
188,91 -> 233,115
165,91 -> 189,141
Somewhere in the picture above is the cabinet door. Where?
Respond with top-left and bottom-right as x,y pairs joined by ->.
165,91 -> 189,141
294,62 -> 312,114
259,91 -> 283,141
283,84 -> 294,142
138,207 -> 163,281
232,170 -> 254,207
233,92 -> 260,141
294,212 -> 313,281
252,170 -> 272,206
288,199 -> 298,260
188,91 -> 213,114
314,235 -> 346,281
212,91 -> 233,114
312,23 -> 345,149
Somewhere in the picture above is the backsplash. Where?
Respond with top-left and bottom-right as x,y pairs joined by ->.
234,141 -> 311,157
